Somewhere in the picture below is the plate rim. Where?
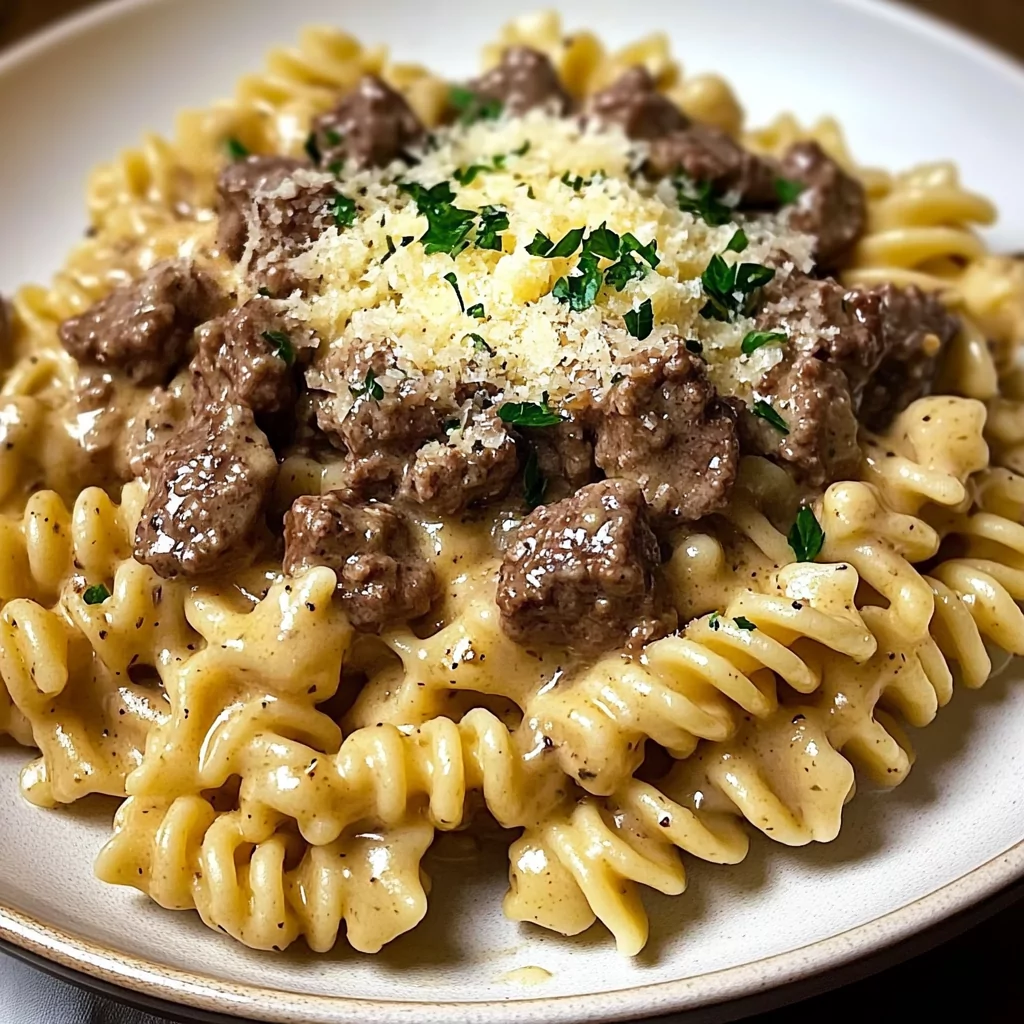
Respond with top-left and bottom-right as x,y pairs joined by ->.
2,0 -> 1024,1020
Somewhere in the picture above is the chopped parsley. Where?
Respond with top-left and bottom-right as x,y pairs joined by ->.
225,137 -> 250,161
466,302 -> 486,318
526,231 -> 555,257
498,398 -> 562,428
725,228 -> 749,253
788,506 -> 825,562
350,368 -> 384,402
327,159 -> 344,178
603,254 -> 647,291
752,400 -> 789,434
700,253 -> 776,321
83,583 -> 110,606
512,140 -> 531,157
708,611 -> 721,630
620,233 -> 661,269
549,227 -> 586,258
624,298 -> 654,341
560,171 -> 595,191
381,235 -> 397,264
775,176 -> 807,205
304,131 -> 322,165
476,206 -> 509,251
400,181 -> 476,256
443,272 -> 465,312
674,175 -> 734,226
552,253 -> 602,311
523,449 -> 547,509
449,85 -> 503,125
331,194 -> 357,229
324,128 -> 342,146
734,616 -> 757,631
585,223 -> 621,260
256,287 -> 272,298
261,330 -> 295,366
685,339 -> 704,355
467,333 -> 494,356
741,330 -> 787,356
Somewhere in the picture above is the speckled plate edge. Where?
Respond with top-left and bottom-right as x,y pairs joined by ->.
1,0 -> 1024,1021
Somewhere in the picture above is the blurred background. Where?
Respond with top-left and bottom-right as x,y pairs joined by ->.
2,0 -> 1024,56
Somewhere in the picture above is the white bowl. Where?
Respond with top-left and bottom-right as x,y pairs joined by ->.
0,1 -> 1023,1021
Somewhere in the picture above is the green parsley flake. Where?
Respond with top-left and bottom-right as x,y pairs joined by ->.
752,400 -> 789,434
327,159 -> 344,178
685,339 -> 704,356
476,206 -> 509,251
741,330 -> 787,356
449,84 -> 503,125
775,176 -> 807,205
304,132 -> 322,165
624,298 -> 654,341
467,333 -> 494,356
226,137 -> 250,161
261,330 -> 296,366
350,368 -> 384,402
443,272 -> 465,312
83,583 -> 111,606
788,506 -> 825,562
700,253 -> 776,322
604,253 -> 646,291
526,231 -> 554,257
734,616 -> 757,631
620,233 -> 661,268
725,228 -> 749,253
324,128 -> 342,146
584,223 -> 621,260
498,399 -> 562,428
381,235 -> 398,264
466,303 -> 485,318
708,611 -> 721,630
400,181 -> 476,256
548,227 -> 586,259
523,449 -> 547,508
552,253 -> 602,311
331,194 -> 357,229
675,175 -> 734,226
512,140 -> 531,157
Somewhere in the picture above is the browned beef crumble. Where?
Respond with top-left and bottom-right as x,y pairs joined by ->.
466,46 -> 572,117
585,66 -> 689,140
496,478 -> 675,653
312,75 -> 425,171
780,142 -> 867,267
194,299 -> 298,415
59,261 -> 219,386
134,396 -> 278,578
283,492 -> 434,631
215,155 -> 306,261
520,414 -> 596,502
591,340 -> 739,524
399,412 -> 519,515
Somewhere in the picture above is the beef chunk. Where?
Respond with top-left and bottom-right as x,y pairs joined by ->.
283,493 -> 434,632
194,299 -> 297,415
647,125 -> 779,206
592,340 -> 738,523
846,283 -> 960,431
740,356 -> 861,487
400,412 -> 519,514
520,415 -> 596,502
59,261 -> 218,385
217,157 -> 337,295
134,399 -> 278,578
216,155 -> 306,261
312,76 -> 425,171
496,479 -> 675,653
780,142 -> 866,267
312,344 -> 454,498
120,384 -> 189,480
466,46 -> 572,117
585,66 -> 688,140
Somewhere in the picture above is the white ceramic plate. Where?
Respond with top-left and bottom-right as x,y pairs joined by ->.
1,1 -> 1023,1021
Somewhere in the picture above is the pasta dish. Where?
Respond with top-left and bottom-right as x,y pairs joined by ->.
1,11 -> 1022,958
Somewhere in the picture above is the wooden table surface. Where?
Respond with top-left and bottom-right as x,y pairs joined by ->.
0,1 -> 1022,1023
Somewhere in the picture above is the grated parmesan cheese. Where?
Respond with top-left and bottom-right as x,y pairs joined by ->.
273,110 -> 816,404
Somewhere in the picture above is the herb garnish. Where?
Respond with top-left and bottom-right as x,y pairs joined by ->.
476,206 -> 509,251
257,287 -> 272,298
775,177 -> 807,205
304,131 -> 322,165
523,450 -> 547,508
381,235 -> 397,264
552,253 -> 602,311
620,233 -> 661,269
741,330 -> 787,356
788,506 -> 825,562
350,368 -> 384,402
752,400 -> 789,434
526,231 -> 555,257
449,85 -> 503,125
675,175 -> 734,226
331,194 -> 357,229
700,253 -> 776,321
467,333 -> 494,356
498,398 -> 563,428
549,227 -> 586,258
400,181 -> 476,256
734,616 -> 757,631
708,611 -> 721,630
327,159 -> 344,178
226,137 -> 250,161
466,303 -> 486,318
685,339 -> 704,355
624,298 -> 654,341
725,228 -> 749,253
585,223 -> 621,260
83,583 -> 111,606
262,330 -> 295,366
444,272 -> 465,312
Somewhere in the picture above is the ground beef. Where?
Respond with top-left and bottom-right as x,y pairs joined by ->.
283,493 -> 434,632
312,344 -> 454,498
312,75 -> 425,171
496,479 -> 675,654
647,125 -> 779,206
740,356 -> 861,487
520,414 -> 596,502
591,340 -> 739,524
466,46 -> 572,117
134,397 -> 278,578
846,283 -> 960,431
216,155 -> 306,261
780,142 -> 867,267
585,66 -> 689,140
59,261 -> 218,386
193,298 -> 298,415
216,157 -> 338,295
